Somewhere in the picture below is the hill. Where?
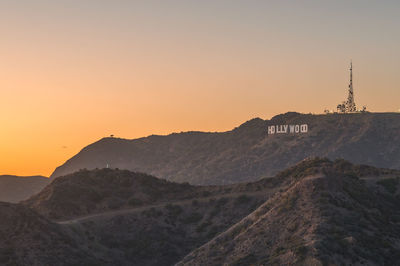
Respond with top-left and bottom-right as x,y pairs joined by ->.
0,175 -> 50,203
0,202 -> 119,265
0,159 -> 398,265
60,186 -> 276,266
22,159 -> 400,265
177,158 -> 400,265
24,168 -> 283,265
24,168 -> 282,220
50,112 -> 400,185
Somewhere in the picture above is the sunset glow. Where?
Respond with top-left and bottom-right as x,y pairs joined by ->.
1,1 -> 400,176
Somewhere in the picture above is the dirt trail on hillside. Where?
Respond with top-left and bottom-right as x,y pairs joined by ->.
57,190 -> 272,225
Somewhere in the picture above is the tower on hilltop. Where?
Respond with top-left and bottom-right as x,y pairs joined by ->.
346,61 -> 356,112
337,62 -> 358,113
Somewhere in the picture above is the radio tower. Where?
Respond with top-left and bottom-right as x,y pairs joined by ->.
346,61 -> 356,112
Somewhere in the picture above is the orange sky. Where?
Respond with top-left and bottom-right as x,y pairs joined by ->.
1,1 -> 400,176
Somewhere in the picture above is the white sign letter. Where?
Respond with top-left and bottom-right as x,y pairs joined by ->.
300,124 -> 308,133
268,126 -> 275,134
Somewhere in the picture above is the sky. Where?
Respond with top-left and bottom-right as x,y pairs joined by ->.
1,0 -> 399,176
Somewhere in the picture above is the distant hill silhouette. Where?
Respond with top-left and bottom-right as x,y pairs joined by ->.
0,175 -> 50,203
51,112 -> 400,185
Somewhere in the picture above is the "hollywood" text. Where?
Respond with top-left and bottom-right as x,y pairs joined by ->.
268,124 -> 308,135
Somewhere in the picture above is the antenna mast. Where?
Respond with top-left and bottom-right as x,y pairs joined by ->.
346,61 -> 356,112
334,61 -> 365,114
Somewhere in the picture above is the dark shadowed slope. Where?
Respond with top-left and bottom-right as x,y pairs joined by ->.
0,175 -> 50,203
0,202 -> 119,266
24,159 -> 400,265
24,168 -> 284,265
177,159 -> 400,266
51,112 -> 400,185
24,168 -> 283,220
24,169 -> 199,220
61,188 -> 276,266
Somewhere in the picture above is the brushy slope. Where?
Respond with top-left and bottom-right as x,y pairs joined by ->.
177,158 -> 400,265
51,112 -> 400,185
2,159 -> 397,265
24,168 -> 282,220
0,202 -> 119,266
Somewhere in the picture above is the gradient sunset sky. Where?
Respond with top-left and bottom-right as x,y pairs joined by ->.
1,0 -> 399,176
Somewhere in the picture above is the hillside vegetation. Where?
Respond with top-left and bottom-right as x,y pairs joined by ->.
178,158 -> 400,265
12,158 -> 399,265
51,112 -> 400,185
23,168 -> 283,265
0,202 -> 118,266
24,169 -> 282,220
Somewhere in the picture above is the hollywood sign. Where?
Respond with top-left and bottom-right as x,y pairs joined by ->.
268,124 -> 308,135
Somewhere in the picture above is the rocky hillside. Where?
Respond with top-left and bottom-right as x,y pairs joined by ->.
177,158 -> 400,265
0,175 -> 50,203
50,112 -> 400,185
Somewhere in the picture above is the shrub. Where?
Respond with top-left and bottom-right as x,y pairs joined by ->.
165,204 -> 183,217
202,191 -> 211,197
128,197 -> 143,206
207,225 -> 221,238
0,247 -> 15,264
278,192 -> 298,214
216,197 -> 229,206
181,212 -> 203,224
232,254 -> 257,266
142,207 -> 162,218
273,246 -> 285,256
294,245 -> 307,259
377,177 -> 399,194
235,194 -> 251,205
196,221 -> 212,233
107,197 -> 124,209
209,206 -> 220,219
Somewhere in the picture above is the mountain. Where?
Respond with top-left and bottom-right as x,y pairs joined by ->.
50,112 -> 400,185
24,168 -> 283,265
0,175 -> 50,203
177,158 -> 400,265
24,169 -> 199,220
22,159 -> 400,265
